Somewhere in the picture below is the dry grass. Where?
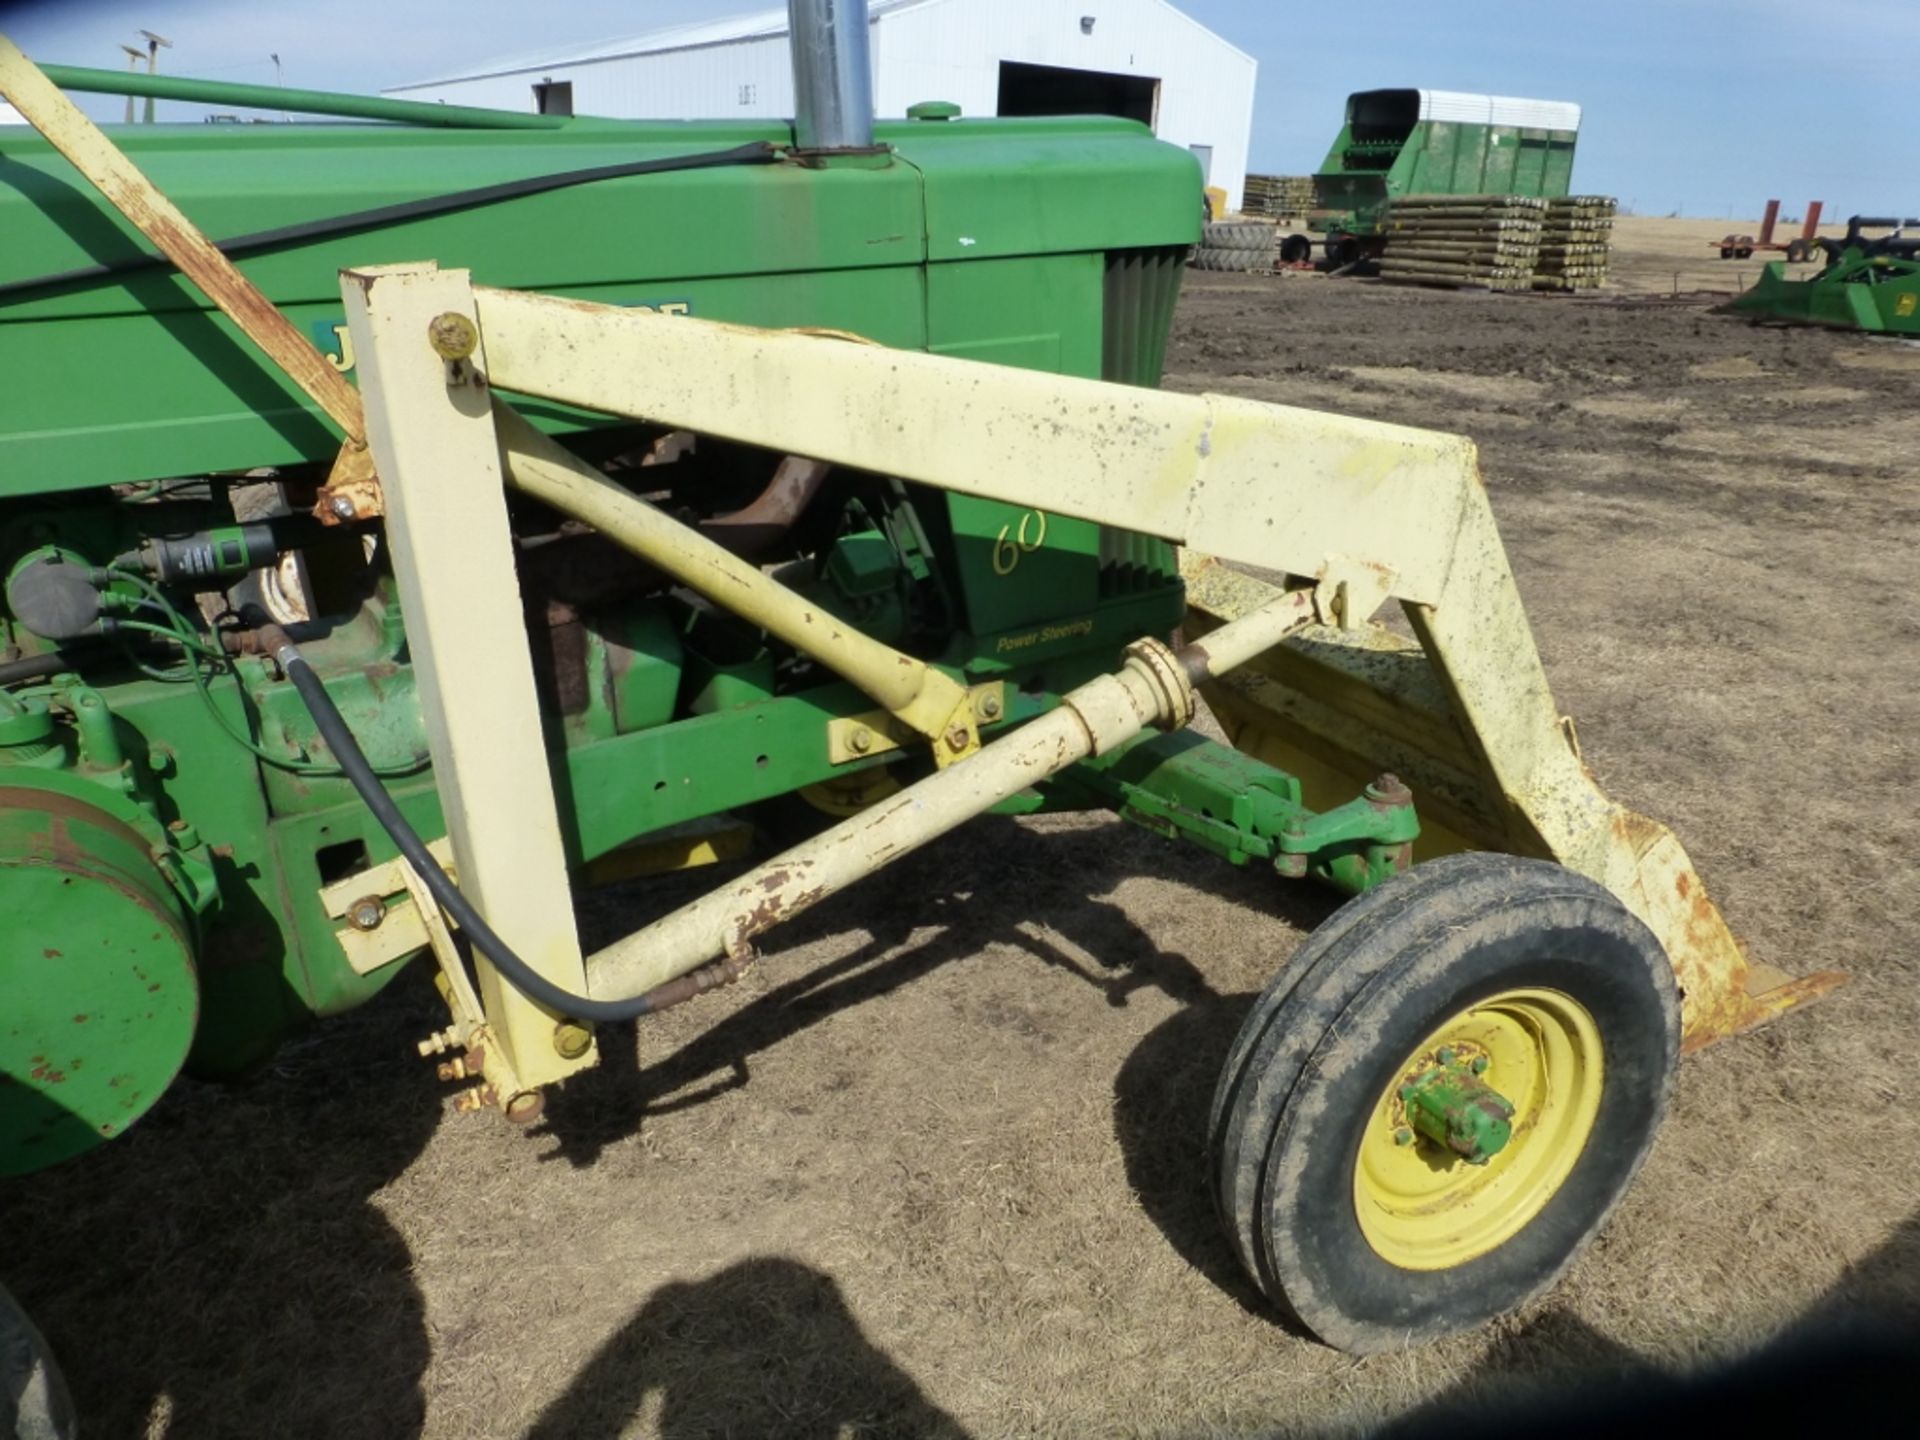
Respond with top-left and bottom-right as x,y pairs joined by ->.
4,219 -> 1917,1438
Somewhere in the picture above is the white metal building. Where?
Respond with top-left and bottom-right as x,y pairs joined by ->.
387,0 -> 1257,209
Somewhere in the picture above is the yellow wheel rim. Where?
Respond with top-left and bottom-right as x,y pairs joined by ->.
1353,987 -> 1603,1271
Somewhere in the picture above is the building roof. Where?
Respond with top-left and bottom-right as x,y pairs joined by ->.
390,0 -> 1253,92
391,0 -> 939,90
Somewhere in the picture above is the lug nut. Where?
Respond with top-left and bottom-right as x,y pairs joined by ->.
1470,1054 -> 1490,1075
1393,1126 -> 1415,1147
1437,1046 -> 1457,1066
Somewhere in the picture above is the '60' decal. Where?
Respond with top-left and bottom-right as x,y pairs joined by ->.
992,509 -> 1049,576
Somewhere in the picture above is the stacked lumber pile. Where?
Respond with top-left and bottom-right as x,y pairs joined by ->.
1531,196 -> 1616,291
1242,173 -> 1316,220
1377,194 -> 1546,290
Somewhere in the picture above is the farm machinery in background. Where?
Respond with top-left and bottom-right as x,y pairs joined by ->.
1729,215 -> 1920,334
1273,88 -> 1581,269
1711,198 -> 1825,262
0,1 -> 1843,1426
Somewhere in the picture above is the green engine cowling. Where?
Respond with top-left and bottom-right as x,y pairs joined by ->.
0,94 -> 1202,1174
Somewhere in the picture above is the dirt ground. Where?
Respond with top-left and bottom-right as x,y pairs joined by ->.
6,219 -> 1919,1438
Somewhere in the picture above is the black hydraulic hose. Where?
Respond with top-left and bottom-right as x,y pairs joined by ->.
0,141 -> 782,302
270,630 -> 655,1024
0,651 -> 71,686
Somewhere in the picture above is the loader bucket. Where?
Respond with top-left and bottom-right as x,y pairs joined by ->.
1180,556 -> 1843,1051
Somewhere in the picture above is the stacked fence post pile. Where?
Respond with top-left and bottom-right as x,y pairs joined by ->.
1243,174 -> 1316,221
1532,196 -> 1616,291
1377,194 -> 1546,291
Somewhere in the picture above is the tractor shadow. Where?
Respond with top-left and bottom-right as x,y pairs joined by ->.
0,973 -> 446,1440
524,1255 -> 971,1439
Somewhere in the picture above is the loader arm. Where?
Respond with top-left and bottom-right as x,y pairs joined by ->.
353,269 -> 1836,1050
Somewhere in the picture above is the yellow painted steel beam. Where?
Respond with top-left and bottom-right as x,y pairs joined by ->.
451,286 -> 1836,1047
471,287 -> 1473,605
340,263 -> 595,1095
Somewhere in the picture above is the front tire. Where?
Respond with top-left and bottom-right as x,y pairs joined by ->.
1209,854 -> 1679,1353
1,1284 -> 74,1440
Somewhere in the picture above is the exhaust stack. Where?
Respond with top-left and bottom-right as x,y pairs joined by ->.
788,0 -> 874,151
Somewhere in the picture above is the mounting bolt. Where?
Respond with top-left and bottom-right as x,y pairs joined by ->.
945,726 -> 971,753
427,311 -> 478,361
1393,1126 -> 1416,1147
1366,772 -> 1413,806
416,1027 -> 458,1057
329,494 -> 358,521
978,692 -> 1003,720
346,895 -> 386,931
849,726 -> 872,754
553,1021 -> 595,1060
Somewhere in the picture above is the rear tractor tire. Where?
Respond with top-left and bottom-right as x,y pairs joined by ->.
1,1285 -> 74,1440
1208,853 -> 1679,1353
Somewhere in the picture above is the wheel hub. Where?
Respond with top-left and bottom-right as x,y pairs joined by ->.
1396,1046 -> 1515,1165
1353,987 -> 1606,1271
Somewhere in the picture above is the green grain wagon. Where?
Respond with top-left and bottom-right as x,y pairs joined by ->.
1293,89 -> 1580,266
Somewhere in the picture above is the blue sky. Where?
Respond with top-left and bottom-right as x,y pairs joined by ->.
2,0 -> 1907,217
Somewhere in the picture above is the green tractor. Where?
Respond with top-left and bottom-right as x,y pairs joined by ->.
0,3 -> 1836,1422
